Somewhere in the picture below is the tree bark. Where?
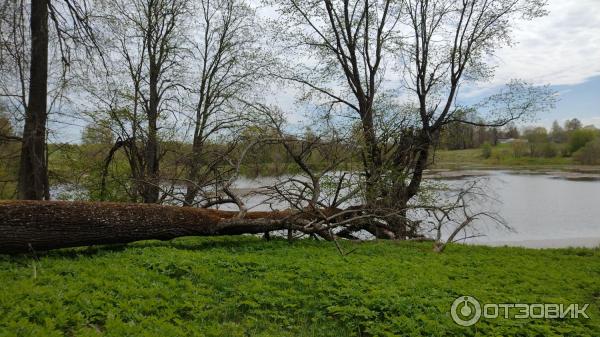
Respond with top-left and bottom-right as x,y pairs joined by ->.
143,59 -> 160,204
17,0 -> 49,200
0,201 -> 294,254
183,138 -> 203,206
143,114 -> 159,203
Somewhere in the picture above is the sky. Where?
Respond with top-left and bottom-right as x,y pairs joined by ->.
50,0 -> 600,143
280,0 -> 600,130
467,0 -> 600,129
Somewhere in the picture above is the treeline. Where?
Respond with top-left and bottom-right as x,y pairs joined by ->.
3,111 -> 599,202
440,117 -> 600,164
0,111 -> 354,200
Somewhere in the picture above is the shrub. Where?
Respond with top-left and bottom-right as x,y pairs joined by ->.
493,148 -> 510,161
573,139 -> 600,165
481,142 -> 492,159
540,142 -> 558,158
568,129 -> 598,154
511,141 -> 528,158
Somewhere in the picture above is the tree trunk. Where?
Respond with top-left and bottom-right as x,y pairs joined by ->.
143,115 -> 159,203
0,200 -> 294,254
17,0 -> 49,200
361,111 -> 382,200
184,138 -> 203,206
143,40 -> 160,204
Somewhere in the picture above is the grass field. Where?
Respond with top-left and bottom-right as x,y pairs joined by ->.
431,144 -> 584,171
1,237 -> 598,336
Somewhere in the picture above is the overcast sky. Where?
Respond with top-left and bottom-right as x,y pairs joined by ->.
469,0 -> 600,128
277,0 -> 600,130
490,0 -> 600,87
53,0 -> 600,143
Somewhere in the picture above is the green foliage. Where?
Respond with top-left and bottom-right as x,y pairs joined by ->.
0,111 -> 14,138
574,139 -> 600,165
550,121 -> 566,143
0,162 -> 17,199
565,118 -> 583,132
0,109 -> 18,198
48,144 -> 135,202
81,122 -> 115,145
539,142 -> 558,158
524,127 -> 548,145
1,237 -> 599,336
433,142 -> 589,170
568,129 -> 599,154
480,142 -> 492,159
511,141 -> 529,158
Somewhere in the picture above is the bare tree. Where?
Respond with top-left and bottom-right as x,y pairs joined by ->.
88,0 -> 188,203
0,0 -> 98,200
419,179 -> 509,253
183,0 -> 264,206
391,0 -> 554,232
16,0 -> 50,200
0,0 -> 29,121
266,0 -> 554,239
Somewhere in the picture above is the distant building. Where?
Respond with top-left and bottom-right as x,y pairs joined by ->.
498,138 -> 528,144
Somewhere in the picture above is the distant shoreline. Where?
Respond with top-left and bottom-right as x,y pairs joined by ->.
476,237 -> 600,249
426,167 -> 600,181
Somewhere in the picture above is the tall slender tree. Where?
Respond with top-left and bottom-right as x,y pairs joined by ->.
183,0 -> 262,206
6,0 -> 97,200
89,0 -> 188,203
17,0 -> 49,200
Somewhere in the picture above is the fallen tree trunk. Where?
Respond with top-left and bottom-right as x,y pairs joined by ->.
0,200 -> 296,254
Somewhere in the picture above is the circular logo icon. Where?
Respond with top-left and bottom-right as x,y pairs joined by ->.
451,296 -> 482,326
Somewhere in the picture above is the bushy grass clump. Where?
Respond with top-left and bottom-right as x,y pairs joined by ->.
1,237 -> 598,336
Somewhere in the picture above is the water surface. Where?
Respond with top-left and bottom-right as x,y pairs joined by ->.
462,171 -> 600,248
229,171 -> 600,248
50,170 -> 600,248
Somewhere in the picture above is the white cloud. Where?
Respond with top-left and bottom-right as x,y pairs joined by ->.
489,0 -> 600,87
582,116 -> 600,128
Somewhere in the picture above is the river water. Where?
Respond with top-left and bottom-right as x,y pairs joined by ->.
50,170 -> 600,248
456,171 -> 600,248
225,171 -> 600,248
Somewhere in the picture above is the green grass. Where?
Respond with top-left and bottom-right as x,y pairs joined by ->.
432,144 -> 581,170
1,237 -> 599,336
